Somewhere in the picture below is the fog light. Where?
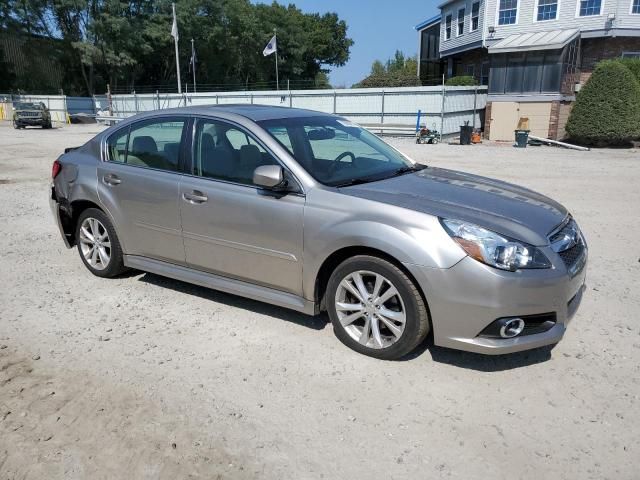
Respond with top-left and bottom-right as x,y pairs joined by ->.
499,318 -> 525,338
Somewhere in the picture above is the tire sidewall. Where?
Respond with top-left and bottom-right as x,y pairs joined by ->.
326,256 -> 427,360
75,208 -> 125,278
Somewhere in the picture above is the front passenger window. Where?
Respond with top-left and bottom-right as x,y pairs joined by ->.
193,119 -> 280,186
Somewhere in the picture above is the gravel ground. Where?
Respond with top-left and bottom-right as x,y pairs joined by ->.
0,122 -> 639,479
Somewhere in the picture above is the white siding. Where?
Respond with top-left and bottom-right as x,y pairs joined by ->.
441,0 -> 486,53
483,0 -> 640,39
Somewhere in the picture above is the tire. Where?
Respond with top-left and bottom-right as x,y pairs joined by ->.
75,208 -> 127,278
12,120 -> 19,129
326,255 -> 430,360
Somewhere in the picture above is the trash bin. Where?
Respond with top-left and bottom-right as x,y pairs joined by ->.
515,129 -> 530,148
460,125 -> 473,145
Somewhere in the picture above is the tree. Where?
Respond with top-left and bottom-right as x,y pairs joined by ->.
354,51 -> 420,88
2,0 -> 353,94
445,75 -> 477,86
565,60 -> 640,146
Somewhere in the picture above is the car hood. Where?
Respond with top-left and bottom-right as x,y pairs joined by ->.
340,167 -> 568,246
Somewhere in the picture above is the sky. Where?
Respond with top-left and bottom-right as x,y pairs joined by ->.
253,0 -> 440,87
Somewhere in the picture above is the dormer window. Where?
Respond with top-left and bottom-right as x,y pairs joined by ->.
537,0 -> 558,20
457,8 -> 466,35
498,0 -> 518,25
578,0 -> 602,16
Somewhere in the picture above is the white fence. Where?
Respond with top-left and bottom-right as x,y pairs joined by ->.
2,86 -> 487,135
108,86 -> 487,135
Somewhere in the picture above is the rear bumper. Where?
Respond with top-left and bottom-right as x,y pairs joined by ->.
50,186 -> 71,248
404,251 -> 587,355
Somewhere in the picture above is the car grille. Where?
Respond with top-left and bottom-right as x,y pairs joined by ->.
19,112 -> 41,118
559,242 -> 585,271
549,218 -> 586,276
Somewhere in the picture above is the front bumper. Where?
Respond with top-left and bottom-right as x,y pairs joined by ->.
15,117 -> 44,125
404,248 -> 587,355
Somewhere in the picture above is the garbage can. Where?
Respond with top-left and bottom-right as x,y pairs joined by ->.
460,125 -> 473,145
515,129 -> 530,148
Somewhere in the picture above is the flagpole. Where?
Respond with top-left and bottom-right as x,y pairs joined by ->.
274,29 -> 279,91
191,38 -> 197,93
172,3 -> 182,94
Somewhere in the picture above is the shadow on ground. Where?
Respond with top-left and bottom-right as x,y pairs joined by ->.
137,271 -> 328,331
136,271 -> 554,370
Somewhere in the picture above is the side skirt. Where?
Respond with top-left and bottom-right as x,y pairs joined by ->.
123,255 -> 317,315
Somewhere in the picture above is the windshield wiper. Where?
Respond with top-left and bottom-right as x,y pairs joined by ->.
333,178 -> 376,187
393,164 -> 426,176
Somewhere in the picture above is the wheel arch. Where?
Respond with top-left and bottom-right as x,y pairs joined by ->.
62,199 -> 109,247
314,246 -> 430,318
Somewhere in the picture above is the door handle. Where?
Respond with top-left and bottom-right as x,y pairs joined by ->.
103,174 -> 121,186
183,191 -> 208,204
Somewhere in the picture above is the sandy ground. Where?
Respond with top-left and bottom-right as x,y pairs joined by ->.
0,122 -> 639,479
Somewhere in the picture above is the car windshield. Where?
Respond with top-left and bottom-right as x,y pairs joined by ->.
258,116 -> 421,187
15,102 -> 41,110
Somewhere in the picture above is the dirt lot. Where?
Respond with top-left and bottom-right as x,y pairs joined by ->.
0,122 -> 639,479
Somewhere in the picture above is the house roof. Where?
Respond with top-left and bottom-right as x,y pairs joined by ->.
415,14 -> 441,31
488,29 -> 580,54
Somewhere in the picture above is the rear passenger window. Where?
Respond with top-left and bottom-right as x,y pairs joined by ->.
193,119 -> 279,185
107,128 -> 128,163
107,118 -> 185,172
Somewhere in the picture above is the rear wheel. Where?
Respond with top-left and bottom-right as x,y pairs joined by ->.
75,208 -> 126,278
326,255 -> 430,360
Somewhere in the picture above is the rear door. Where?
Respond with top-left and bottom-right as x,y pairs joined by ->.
97,116 -> 188,264
178,117 -> 305,295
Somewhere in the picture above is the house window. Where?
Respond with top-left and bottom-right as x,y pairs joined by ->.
578,0 -> 602,16
481,61 -> 490,85
498,0 -> 518,24
632,0 -> 640,13
465,64 -> 475,77
622,52 -> 640,58
537,0 -> 558,20
471,2 -> 481,30
445,14 -> 452,40
458,8 -> 466,35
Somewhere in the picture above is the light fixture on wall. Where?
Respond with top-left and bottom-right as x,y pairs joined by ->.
488,26 -> 496,38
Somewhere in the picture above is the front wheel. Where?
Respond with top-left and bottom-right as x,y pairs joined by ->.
75,208 -> 127,278
326,255 -> 430,360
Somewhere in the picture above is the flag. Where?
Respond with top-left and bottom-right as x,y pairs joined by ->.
171,4 -> 179,41
189,42 -> 197,72
262,35 -> 276,57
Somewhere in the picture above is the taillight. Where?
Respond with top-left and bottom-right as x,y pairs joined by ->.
52,160 -> 62,179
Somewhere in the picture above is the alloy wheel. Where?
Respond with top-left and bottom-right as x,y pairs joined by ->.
334,270 -> 407,349
79,217 -> 111,271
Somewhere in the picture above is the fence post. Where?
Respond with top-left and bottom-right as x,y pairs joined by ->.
472,86 -> 478,129
64,95 -> 70,125
134,91 -> 138,113
381,90 -> 386,125
333,90 -> 337,114
289,91 -> 293,108
440,74 -> 446,142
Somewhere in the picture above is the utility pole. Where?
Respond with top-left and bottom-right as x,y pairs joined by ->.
191,38 -> 197,93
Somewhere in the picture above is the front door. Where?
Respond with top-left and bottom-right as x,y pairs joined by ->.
179,118 -> 304,295
97,116 -> 187,264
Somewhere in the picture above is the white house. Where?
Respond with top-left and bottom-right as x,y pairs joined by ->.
417,0 -> 640,139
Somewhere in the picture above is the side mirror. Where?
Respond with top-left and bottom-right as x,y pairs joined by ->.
253,165 -> 285,190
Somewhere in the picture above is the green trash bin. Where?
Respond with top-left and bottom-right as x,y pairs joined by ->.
515,129 -> 530,148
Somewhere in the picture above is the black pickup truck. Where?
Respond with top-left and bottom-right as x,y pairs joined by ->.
13,102 -> 52,129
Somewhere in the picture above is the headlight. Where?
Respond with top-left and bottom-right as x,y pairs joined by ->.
441,219 -> 551,271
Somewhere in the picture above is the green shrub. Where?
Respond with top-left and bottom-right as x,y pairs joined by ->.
616,58 -> 640,84
566,60 -> 640,146
444,75 -> 478,86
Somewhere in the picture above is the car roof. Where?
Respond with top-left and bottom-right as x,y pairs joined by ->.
136,104 -> 331,122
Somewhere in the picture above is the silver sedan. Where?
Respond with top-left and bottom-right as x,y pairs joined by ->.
50,105 -> 587,360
